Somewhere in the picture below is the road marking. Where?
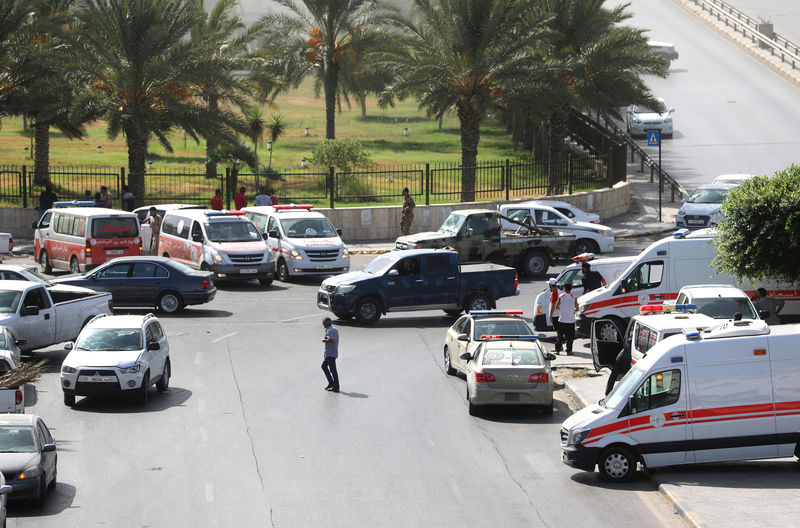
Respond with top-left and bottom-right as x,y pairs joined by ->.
205,482 -> 214,503
194,350 -> 203,364
280,313 -> 323,323
211,332 -> 238,343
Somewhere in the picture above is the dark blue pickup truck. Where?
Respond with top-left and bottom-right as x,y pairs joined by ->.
317,249 -> 520,324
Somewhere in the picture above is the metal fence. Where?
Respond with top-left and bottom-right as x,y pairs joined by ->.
2,152 -> 616,210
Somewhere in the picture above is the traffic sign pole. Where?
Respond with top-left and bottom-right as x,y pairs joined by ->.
646,129 -> 663,222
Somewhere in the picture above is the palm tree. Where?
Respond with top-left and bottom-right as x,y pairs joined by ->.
265,114 -> 286,169
70,0 -> 244,207
381,0 -> 541,202
245,105 -> 266,169
521,0 -> 665,194
257,0 -> 394,140
0,1 -> 31,117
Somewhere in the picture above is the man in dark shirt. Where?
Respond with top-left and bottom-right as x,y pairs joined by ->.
581,262 -> 606,293
38,184 -> 58,218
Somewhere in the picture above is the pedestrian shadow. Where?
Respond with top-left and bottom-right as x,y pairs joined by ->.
338,391 -> 368,399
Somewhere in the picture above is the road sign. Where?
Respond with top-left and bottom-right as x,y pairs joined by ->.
647,130 -> 661,147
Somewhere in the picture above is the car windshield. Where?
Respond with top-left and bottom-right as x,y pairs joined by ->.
603,367 -> 645,408
91,217 -> 139,238
75,328 -> 143,351
0,291 -> 22,313
473,320 -> 533,340
280,217 -> 337,238
362,254 -> 398,275
481,346 -> 543,366
439,214 -> 466,234
687,188 -> 728,204
694,298 -> 757,319
0,426 -> 37,453
23,268 -> 52,286
205,221 -> 261,243
632,102 -> 666,114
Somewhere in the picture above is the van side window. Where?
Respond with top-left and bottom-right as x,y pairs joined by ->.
177,219 -> 191,239
191,221 -> 204,242
39,211 -> 52,229
161,216 -> 178,236
73,217 -> 86,237
267,216 -> 279,234
634,325 -> 658,354
632,369 -> 681,413
620,260 -> 664,293
56,215 -> 74,235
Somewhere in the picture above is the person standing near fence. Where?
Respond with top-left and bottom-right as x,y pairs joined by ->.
38,185 -> 57,218
269,189 -> 279,205
234,187 -> 248,210
400,187 -> 415,235
121,185 -> 135,211
210,189 -> 223,210
100,185 -> 113,208
254,187 -> 272,206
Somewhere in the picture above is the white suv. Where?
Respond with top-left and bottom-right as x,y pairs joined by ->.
61,313 -> 170,406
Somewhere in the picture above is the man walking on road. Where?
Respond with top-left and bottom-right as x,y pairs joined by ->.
554,283 -> 578,355
400,187 -> 415,235
321,317 -> 340,393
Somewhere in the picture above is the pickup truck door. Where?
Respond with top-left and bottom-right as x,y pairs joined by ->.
458,213 -> 500,262
385,256 -> 428,307
18,287 -> 56,349
423,253 -> 459,305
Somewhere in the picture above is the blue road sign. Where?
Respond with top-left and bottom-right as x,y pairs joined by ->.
647,130 -> 661,147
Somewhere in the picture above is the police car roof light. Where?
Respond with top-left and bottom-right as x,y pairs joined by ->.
469,310 -> 524,316
683,329 -> 701,340
571,252 -> 596,262
273,204 -> 313,211
480,335 -> 538,340
673,228 -> 690,239
54,200 -> 96,207
204,210 -> 246,217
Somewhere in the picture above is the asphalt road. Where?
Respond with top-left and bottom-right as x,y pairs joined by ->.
7,238 -> 685,527
612,0 -> 800,191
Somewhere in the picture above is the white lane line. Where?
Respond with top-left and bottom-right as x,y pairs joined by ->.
211,332 -> 238,343
280,313 -> 324,323
194,350 -> 203,364
205,482 -> 214,503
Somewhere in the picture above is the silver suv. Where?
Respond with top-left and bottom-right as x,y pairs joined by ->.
61,313 -> 170,406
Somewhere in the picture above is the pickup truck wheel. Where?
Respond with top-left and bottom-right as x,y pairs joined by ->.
522,250 -> 549,277
598,445 -> 637,483
70,256 -> 81,274
156,359 -> 170,392
39,250 -> 52,274
63,392 -> 75,407
333,311 -> 353,321
355,297 -> 381,325
276,259 -> 290,282
444,309 -> 463,317
574,239 -> 598,255
138,373 -> 150,406
443,346 -> 456,375
465,293 -> 492,312
157,292 -> 183,314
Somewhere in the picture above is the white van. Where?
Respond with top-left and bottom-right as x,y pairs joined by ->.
532,255 -> 634,331
499,202 -> 614,255
158,209 -> 274,286
575,229 -> 800,338
561,319 -> 800,482
243,204 -> 350,281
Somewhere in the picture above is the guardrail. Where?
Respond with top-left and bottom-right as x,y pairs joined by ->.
689,0 -> 800,70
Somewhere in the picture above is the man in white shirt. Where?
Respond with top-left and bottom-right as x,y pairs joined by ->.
554,282 -> 578,355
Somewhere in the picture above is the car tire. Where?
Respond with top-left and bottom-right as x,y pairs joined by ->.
63,392 -> 75,407
355,297 -> 381,325
33,474 -> 47,507
333,311 -> 353,321
156,358 -> 170,392
443,346 -> 456,375
259,277 -> 273,287
69,256 -> 81,274
465,293 -> 492,312
276,259 -> 290,282
541,401 -> 554,415
39,250 -> 52,274
522,250 -> 549,277
444,309 -> 462,317
574,239 -> 599,255
157,292 -> 183,314
48,464 -> 57,489
467,389 -> 480,416
598,445 -> 637,483
138,373 -> 150,406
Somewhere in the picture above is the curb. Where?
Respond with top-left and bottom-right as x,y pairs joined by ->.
563,377 -> 702,528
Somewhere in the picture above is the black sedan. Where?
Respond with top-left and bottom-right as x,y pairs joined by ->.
51,256 -> 216,313
0,414 -> 57,507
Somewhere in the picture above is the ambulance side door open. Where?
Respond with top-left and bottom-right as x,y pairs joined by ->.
591,318 -> 627,371
266,216 -> 282,255
615,260 -> 666,306
622,367 -> 689,467
190,221 -> 204,267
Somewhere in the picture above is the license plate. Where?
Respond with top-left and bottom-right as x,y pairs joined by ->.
240,268 -> 257,274
78,375 -> 113,383
687,219 -> 705,225
106,249 -> 124,255
504,393 -> 520,402
316,264 -> 333,269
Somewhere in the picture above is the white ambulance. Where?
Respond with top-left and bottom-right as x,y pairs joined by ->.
243,204 -> 350,281
562,319 -> 800,482
576,228 -> 800,338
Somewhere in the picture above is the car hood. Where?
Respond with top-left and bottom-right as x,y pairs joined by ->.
632,111 -> 669,121
210,241 -> 268,253
571,221 -> 612,234
561,403 -> 614,431
681,202 -> 723,214
396,231 -> 454,245
47,281 -> 98,294
287,237 -> 343,248
64,349 -> 143,368
0,452 -> 39,474
321,271 -> 373,288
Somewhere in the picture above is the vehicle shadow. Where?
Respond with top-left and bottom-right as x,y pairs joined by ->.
569,468 -> 655,489
335,316 -> 456,329
474,398 -> 571,424
648,460 -> 800,489
67,386 -> 192,414
215,282 -> 289,292
8,481 -> 77,518
160,308 -> 234,319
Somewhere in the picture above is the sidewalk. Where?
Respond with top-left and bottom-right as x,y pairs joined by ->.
564,372 -> 798,528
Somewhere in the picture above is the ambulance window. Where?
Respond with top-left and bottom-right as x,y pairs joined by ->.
267,216 -> 279,234
161,216 -> 178,236
191,221 -> 203,242
632,369 -> 681,413
73,218 -> 86,237
634,325 -> 658,354
620,260 -> 664,293
39,211 -> 52,229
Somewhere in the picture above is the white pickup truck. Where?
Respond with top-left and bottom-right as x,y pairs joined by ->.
0,280 -> 113,352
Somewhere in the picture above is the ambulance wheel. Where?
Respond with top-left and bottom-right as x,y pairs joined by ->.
574,239 -> 598,255
596,317 -> 624,342
355,297 -> 381,325
70,256 -> 81,274
39,250 -> 52,274
522,250 -> 549,276
276,259 -> 290,282
598,445 -> 636,483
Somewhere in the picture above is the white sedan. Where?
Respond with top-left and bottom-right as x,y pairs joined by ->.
626,97 -> 675,138
532,200 -> 600,224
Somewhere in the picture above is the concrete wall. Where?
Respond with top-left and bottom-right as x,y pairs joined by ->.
0,181 -> 629,242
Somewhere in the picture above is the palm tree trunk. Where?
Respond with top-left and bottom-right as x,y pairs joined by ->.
205,96 -> 219,180
323,52 -> 339,140
125,124 -> 148,208
548,111 -> 567,195
33,121 -> 51,186
457,103 -> 481,203
438,112 -> 443,130
360,95 -> 367,118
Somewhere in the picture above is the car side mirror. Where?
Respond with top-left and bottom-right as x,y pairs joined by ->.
268,230 -> 279,239
42,443 -> 56,453
64,342 -> 73,351
31,221 -> 39,229
336,228 -> 343,237
758,309 -> 770,320
459,352 -> 472,361
0,484 -> 11,495
20,306 -> 40,316
387,269 -> 399,277
15,339 -> 26,347
669,108 -> 676,113
147,341 -> 160,351
457,333 -> 469,342
545,352 -> 557,361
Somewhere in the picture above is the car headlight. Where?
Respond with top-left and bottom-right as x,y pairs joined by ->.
665,116 -> 672,123
570,430 -> 590,445
342,248 -> 350,259
578,303 -> 588,315
289,249 -> 303,260
61,365 -> 77,374
18,465 -> 43,479
206,249 -> 224,264
336,284 -> 356,294
711,207 -> 722,215
632,117 -> 641,123
120,363 -> 141,374
677,208 -> 685,216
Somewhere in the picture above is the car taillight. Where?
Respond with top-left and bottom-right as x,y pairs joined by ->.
108,300 -> 114,311
514,273 -> 518,289
8,237 -> 12,251
15,389 -> 22,405
529,372 -> 549,383
475,371 -> 496,383
200,279 -> 209,289
85,239 -> 92,254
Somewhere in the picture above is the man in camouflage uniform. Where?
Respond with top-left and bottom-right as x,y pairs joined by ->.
400,187 -> 415,235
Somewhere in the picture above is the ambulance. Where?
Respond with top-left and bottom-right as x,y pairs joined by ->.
562,319 -> 800,482
34,202 -> 141,273
243,204 -> 350,281
576,228 -> 800,339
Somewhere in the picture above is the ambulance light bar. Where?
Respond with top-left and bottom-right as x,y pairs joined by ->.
571,252 -> 596,262
480,335 -> 538,340
469,310 -> 524,316
639,303 -> 696,315
273,204 -> 313,211
204,210 -> 246,217
54,200 -> 95,207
